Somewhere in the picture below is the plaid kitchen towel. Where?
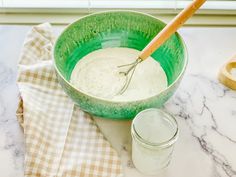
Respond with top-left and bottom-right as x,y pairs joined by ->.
16,23 -> 122,177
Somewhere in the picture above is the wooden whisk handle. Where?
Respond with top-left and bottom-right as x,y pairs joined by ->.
139,0 -> 206,60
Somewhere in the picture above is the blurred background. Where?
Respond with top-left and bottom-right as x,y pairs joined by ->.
1,0 -> 236,26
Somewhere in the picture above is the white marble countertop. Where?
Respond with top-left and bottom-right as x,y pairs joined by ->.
0,25 -> 236,177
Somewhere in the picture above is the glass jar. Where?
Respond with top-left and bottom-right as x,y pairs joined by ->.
131,108 -> 178,175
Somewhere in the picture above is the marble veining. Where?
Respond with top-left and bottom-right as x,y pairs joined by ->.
0,59 -> 24,177
1,25 -> 236,177
164,73 -> 236,177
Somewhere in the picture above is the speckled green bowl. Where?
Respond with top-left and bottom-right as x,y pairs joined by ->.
54,11 -> 188,119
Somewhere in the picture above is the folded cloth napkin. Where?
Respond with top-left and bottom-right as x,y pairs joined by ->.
16,23 -> 122,177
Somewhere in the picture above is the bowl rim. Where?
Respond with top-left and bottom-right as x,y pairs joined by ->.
53,10 -> 188,104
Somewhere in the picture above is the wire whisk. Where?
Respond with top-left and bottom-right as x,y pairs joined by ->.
117,58 -> 142,94
117,0 -> 206,95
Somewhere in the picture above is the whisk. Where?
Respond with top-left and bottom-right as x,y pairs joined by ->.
118,0 -> 206,94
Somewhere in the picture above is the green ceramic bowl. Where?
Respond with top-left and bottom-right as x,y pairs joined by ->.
54,11 -> 188,119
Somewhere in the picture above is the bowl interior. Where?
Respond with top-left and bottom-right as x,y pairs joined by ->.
54,11 -> 186,90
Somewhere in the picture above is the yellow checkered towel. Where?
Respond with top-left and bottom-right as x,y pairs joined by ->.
16,23 -> 122,177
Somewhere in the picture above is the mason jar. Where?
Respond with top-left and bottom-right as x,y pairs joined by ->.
131,108 -> 178,175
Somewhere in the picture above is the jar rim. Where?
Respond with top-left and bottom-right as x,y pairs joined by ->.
131,108 -> 179,149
